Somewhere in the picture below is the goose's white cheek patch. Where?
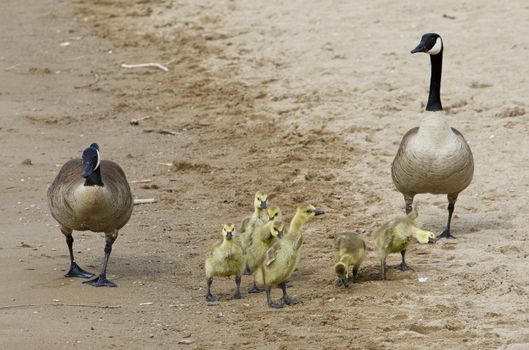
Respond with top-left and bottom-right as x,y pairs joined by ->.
428,37 -> 442,55
95,150 -> 101,170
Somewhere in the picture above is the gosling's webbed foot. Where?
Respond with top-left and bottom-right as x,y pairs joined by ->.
248,283 -> 264,293
283,296 -> 300,306
83,275 -> 117,287
336,278 -> 351,287
232,291 -> 242,300
65,262 -> 95,278
267,300 -> 284,309
206,293 -> 220,302
438,229 -> 456,240
393,262 -> 413,272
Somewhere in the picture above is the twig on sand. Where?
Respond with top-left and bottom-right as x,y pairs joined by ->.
129,179 -> 152,184
4,64 -> 20,71
133,198 -> 157,205
143,128 -> 178,136
121,63 -> 169,72
130,116 -> 152,126
0,303 -> 121,310
74,72 -> 100,89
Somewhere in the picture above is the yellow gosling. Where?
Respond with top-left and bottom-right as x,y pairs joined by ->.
374,205 -> 435,280
334,232 -> 366,287
267,206 -> 282,222
239,192 -> 269,254
288,204 -> 325,275
247,220 -> 284,293
205,224 -> 245,302
254,204 -> 324,308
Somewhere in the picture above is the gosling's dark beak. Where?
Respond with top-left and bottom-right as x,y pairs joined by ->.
277,230 -> 284,239
226,231 -> 233,240
260,201 -> 268,209
341,278 -> 349,288
82,161 -> 93,178
411,43 -> 427,54
314,209 -> 325,216
428,236 -> 436,244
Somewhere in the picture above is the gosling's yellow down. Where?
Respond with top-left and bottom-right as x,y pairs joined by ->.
374,205 -> 435,280
205,224 -> 245,301
267,206 -> 282,222
246,220 -> 284,293
288,204 -> 325,276
334,232 -> 366,287
239,192 -> 269,254
254,204 -> 324,308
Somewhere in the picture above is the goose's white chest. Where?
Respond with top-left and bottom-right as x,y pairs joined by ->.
71,185 -> 113,219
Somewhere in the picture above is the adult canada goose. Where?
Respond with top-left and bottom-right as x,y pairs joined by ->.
391,33 -> 474,239
204,224 -> 245,301
47,143 -> 133,287
374,204 -> 436,280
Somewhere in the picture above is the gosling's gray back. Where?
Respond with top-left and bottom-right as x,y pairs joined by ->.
47,159 -> 133,233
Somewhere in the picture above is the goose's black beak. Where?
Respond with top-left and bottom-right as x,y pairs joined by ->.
411,43 -> 427,54
82,161 -> 93,178
277,231 -> 284,239
428,237 -> 436,244
314,209 -> 325,216
226,231 -> 233,240
260,201 -> 268,209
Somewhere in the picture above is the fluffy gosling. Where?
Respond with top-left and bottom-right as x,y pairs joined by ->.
205,224 -> 245,301
254,204 -> 324,308
334,232 -> 366,287
247,220 -> 285,293
374,205 -> 435,280
240,191 -> 269,254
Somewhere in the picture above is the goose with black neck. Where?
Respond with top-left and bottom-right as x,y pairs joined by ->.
391,33 -> 474,239
47,143 -> 133,287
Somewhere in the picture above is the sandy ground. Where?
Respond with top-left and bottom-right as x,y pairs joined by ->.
1,0 -> 529,349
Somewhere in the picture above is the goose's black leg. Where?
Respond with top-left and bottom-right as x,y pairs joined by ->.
84,231 -> 118,287
206,277 -> 219,302
352,266 -> 359,283
248,281 -> 264,293
404,194 -> 415,215
280,282 -> 299,305
380,258 -> 387,280
232,275 -> 242,299
439,194 -> 458,239
394,250 -> 413,271
336,277 -> 350,287
266,286 -> 283,309
62,226 -> 94,278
